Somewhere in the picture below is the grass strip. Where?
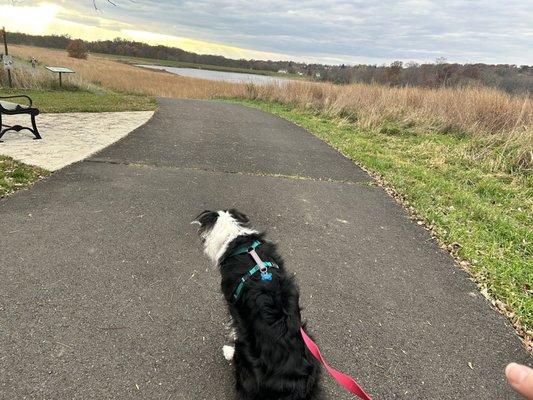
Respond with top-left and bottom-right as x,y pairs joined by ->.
0,88 -> 157,113
0,156 -> 49,198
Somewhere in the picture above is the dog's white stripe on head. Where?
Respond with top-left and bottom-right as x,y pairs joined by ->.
203,210 -> 257,264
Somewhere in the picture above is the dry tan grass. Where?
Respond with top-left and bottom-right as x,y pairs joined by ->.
0,64 -> 87,90
8,45 -> 532,170
245,82 -> 533,170
10,45 -> 247,99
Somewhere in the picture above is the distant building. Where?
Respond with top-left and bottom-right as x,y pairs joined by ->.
277,69 -> 288,74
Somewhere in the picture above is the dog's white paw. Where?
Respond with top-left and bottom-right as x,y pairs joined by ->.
222,345 -> 235,361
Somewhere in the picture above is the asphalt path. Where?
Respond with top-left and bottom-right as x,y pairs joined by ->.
0,99 -> 530,399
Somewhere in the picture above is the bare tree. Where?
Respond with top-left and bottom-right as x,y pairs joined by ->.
93,0 -> 115,9
93,0 -> 135,10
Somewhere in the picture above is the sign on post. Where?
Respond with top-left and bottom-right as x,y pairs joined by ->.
1,26 -> 12,87
45,66 -> 75,87
2,54 -> 12,70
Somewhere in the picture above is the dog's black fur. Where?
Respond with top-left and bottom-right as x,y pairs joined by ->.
195,209 -> 322,400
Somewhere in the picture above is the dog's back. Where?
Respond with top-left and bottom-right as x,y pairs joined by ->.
223,237 -> 322,400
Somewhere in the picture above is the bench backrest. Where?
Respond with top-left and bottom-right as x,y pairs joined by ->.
0,101 -> 24,112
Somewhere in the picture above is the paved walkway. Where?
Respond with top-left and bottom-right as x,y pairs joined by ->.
0,99 -> 530,399
0,111 -> 154,170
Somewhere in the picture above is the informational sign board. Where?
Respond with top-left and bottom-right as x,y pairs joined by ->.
45,66 -> 75,87
45,66 -> 75,74
2,54 -> 13,70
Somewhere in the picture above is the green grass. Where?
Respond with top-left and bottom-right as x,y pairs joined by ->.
0,88 -> 157,113
0,156 -> 49,198
97,52 -> 306,79
234,99 -> 533,334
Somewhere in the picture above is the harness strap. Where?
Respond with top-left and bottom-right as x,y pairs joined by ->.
249,249 -> 267,272
230,240 -> 261,257
233,261 -> 273,301
230,240 -> 279,302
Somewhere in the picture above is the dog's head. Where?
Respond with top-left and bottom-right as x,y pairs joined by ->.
192,209 -> 254,263
193,209 -> 250,238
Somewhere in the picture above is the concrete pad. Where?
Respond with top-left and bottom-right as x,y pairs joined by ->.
0,111 -> 154,170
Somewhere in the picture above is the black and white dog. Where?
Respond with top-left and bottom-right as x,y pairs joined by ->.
194,209 -> 322,400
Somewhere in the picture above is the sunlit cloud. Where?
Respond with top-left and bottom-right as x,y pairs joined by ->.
121,30 -> 295,61
0,2 -> 59,34
0,2 -> 297,62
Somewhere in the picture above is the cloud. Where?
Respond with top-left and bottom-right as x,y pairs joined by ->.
1,0 -> 532,64
0,2 -> 60,35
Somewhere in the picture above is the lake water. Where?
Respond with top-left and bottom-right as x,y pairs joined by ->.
137,64 -> 292,85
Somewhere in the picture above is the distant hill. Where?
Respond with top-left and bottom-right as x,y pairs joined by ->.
7,32 -> 532,94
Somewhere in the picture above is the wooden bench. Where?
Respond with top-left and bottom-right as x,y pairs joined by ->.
0,95 -> 41,142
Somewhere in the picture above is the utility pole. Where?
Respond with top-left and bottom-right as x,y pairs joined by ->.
2,26 -> 13,88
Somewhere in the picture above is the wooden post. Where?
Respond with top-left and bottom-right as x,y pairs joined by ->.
59,72 -> 62,87
2,27 -> 13,88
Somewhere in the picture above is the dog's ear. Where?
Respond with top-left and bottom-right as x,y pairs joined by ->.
229,209 -> 249,224
193,210 -> 212,223
192,210 -> 218,228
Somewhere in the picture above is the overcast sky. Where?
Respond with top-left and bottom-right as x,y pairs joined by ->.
1,0 -> 532,65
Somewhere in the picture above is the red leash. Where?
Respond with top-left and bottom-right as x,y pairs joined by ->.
300,327 -> 372,400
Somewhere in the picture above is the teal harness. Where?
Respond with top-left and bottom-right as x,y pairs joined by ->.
229,240 -> 278,302
230,240 -> 263,257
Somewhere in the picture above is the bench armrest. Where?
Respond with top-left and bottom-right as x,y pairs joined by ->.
0,95 -> 33,108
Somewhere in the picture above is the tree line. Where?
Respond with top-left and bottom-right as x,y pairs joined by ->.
8,32 -> 532,94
